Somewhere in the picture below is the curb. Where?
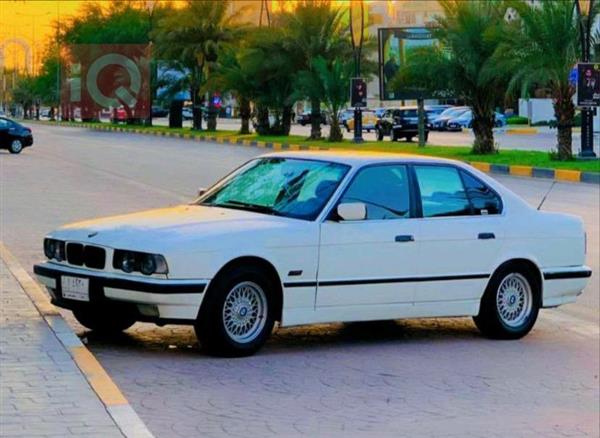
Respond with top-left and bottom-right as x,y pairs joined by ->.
33,121 -> 599,185
0,242 -> 154,438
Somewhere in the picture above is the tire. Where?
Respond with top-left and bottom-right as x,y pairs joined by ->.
391,131 -> 399,142
73,306 -> 135,334
195,265 -> 275,357
9,139 -> 23,154
473,264 -> 540,340
406,136 -> 414,142
376,128 -> 384,141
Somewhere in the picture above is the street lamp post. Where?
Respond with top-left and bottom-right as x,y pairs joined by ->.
349,0 -> 365,143
575,0 -> 597,158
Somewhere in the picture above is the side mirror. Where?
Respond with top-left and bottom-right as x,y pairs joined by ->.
337,202 -> 366,221
197,187 -> 207,197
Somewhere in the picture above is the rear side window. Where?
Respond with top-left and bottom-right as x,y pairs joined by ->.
414,166 -> 471,217
461,171 -> 502,215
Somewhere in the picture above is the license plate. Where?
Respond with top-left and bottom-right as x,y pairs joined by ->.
61,276 -> 90,302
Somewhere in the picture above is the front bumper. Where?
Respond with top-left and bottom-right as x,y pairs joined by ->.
34,262 -> 208,322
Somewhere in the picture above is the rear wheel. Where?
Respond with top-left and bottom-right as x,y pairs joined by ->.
473,265 -> 540,339
195,265 -> 275,357
406,136 -> 414,142
9,139 -> 23,154
73,306 -> 135,333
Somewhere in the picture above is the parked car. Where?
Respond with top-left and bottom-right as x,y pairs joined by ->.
182,107 -> 193,120
34,151 -> 591,356
447,110 -> 507,131
338,109 -> 355,129
297,110 -> 329,126
375,107 -> 430,142
431,106 -> 470,131
151,106 -> 169,118
0,117 -> 33,154
425,105 -> 453,124
346,110 -> 378,132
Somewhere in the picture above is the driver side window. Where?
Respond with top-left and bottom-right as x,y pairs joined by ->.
339,165 -> 411,220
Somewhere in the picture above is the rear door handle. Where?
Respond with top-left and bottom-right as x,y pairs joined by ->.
395,235 -> 414,242
478,232 -> 495,240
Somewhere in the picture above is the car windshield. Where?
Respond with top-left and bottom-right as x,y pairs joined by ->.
199,158 -> 350,220
440,107 -> 468,117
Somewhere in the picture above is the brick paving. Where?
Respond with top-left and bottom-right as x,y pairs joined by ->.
0,258 -> 123,437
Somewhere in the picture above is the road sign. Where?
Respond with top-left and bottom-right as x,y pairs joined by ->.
351,78 -> 367,108
576,63 -> 600,107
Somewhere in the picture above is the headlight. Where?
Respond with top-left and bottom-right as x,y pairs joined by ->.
113,250 -> 168,275
44,238 -> 65,261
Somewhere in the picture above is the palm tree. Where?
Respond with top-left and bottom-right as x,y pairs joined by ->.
495,0 -> 599,160
392,1 -> 508,154
152,0 -> 244,131
280,1 -> 349,140
297,57 -> 352,142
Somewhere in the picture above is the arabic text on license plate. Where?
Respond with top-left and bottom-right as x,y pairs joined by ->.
61,276 -> 89,302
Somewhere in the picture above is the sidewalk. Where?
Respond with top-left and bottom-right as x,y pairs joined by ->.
0,256 -> 124,437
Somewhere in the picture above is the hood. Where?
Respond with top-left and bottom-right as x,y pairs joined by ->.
49,205 -> 291,252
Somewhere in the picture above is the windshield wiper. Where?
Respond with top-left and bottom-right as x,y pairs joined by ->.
216,199 -> 280,215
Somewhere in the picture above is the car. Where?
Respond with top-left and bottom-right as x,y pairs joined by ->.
375,107 -> 430,142
431,106 -> 470,130
182,107 -> 193,120
425,105 -> 453,124
0,117 -> 33,154
34,151 -> 591,357
297,110 -> 329,126
151,106 -> 169,118
346,110 -> 378,132
338,109 -> 355,129
446,110 -> 507,131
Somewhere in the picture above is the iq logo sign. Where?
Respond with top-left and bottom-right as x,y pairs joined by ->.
62,45 -> 151,119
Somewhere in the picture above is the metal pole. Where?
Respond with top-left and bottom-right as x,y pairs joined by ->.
578,0 -> 597,158
351,1 -> 364,144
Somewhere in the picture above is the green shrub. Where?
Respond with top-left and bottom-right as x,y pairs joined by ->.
506,115 -> 529,125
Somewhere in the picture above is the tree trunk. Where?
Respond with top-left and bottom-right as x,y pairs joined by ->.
309,97 -> 322,139
281,105 -> 292,136
471,105 -> 496,154
192,88 -> 203,131
328,118 -> 343,142
169,100 -> 183,128
256,104 -> 270,135
206,93 -> 217,131
239,97 -> 251,134
553,85 -> 575,160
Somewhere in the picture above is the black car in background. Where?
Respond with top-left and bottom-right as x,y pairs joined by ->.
151,106 -> 169,118
375,107 -> 429,142
0,117 -> 33,154
297,110 -> 329,126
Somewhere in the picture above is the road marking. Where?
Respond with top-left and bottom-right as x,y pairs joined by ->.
0,242 -> 154,438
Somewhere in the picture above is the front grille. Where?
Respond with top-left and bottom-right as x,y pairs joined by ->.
66,243 -> 106,269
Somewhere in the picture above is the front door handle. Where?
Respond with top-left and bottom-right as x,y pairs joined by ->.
478,232 -> 495,240
395,235 -> 414,242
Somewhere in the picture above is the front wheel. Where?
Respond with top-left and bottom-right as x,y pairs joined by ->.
473,266 -> 540,339
195,266 -> 275,357
73,306 -> 136,334
9,139 -> 23,154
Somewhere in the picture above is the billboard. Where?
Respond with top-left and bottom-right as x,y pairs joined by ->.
61,44 -> 151,119
577,63 -> 600,107
378,27 -> 437,100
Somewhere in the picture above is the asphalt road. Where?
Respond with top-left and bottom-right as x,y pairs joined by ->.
1,124 -> 598,437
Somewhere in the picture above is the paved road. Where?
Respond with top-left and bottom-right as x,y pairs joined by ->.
151,116 -> 600,154
1,124 -> 598,437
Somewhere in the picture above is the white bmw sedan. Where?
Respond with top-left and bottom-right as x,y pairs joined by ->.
34,152 -> 591,356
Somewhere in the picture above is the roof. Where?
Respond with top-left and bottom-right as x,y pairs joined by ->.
262,150 -> 464,167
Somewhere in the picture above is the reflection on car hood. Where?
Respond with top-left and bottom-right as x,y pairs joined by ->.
49,205 -> 290,250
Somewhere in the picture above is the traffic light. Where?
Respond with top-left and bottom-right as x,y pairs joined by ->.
351,78 -> 367,108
